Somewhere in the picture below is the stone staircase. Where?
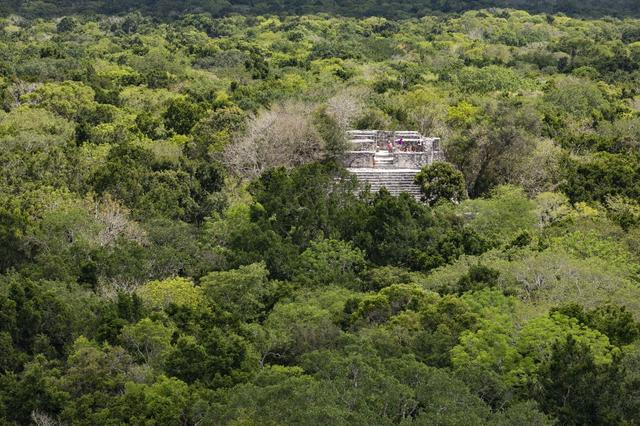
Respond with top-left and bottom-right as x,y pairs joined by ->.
348,168 -> 423,200
374,150 -> 395,168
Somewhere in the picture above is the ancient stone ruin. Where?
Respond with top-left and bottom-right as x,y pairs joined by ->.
343,130 -> 444,199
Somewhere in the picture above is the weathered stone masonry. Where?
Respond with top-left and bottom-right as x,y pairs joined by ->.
343,130 -> 445,199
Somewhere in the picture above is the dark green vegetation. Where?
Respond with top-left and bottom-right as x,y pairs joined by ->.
2,0 -> 640,18
2,6 -> 640,425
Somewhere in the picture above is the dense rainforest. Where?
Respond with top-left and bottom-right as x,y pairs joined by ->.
2,0 -> 640,18
2,3 -> 640,425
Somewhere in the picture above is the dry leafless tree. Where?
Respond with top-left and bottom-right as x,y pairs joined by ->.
224,101 -> 325,180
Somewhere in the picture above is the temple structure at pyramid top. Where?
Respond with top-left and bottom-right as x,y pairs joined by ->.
342,130 -> 445,200
342,130 -> 444,170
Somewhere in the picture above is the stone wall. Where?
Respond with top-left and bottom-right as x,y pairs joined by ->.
343,151 -> 375,168
344,130 -> 445,170
394,152 -> 429,169
432,150 -> 446,163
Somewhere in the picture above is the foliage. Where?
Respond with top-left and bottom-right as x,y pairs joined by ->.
200,262 -> 272,323
136,277 -> 206,311
463,185 -> 537,243
415,162 -> 468,206
1,6 -> 640,425
294,239 -> 366,289
535,336 -> 627,425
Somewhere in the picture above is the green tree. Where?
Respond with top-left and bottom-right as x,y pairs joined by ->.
23,81 -> 96,120
200,262 -> 272,323
189,105 -> 246,157
313,106 -> 348,161
262,303 -> 341,363
136,277 -> 206,311
0,195 -> 28,272
562,153 -> 640,203
456,65 -> 527,94
3,355 -> 68,424
56,17 -> 77,33
212,366 -> 352,424
464,185 -> 537,243
415,162 -> 468,206
587,304 -> 640,347
119,318 -> 174,367
163,98 -> 204,135
95,376 -> 196,425
455,264 -> 501,294
536,335 -> 624,425
164,335 -> 207,384
294,239 -> 366,289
